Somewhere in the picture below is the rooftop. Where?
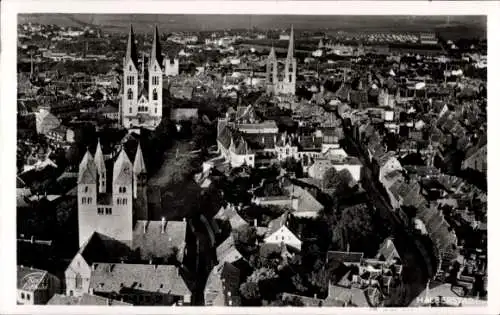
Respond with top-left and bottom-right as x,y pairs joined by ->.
89,263 -> 190,297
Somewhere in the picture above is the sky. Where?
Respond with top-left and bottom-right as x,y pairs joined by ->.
18,14 -> 487,38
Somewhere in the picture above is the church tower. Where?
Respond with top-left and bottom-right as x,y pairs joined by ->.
149,25 -> 163,123
266,45 -> 278,95
111,148 -> 134,244
77,149 -> 98,247
133,143 -> 148,221
284,25 -> 296,95
94,139 -> 106,193
122,25 -> 139,128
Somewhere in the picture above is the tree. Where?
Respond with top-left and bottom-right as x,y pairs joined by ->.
324,168 -> 354,196
240,281 -> 261,300
233,226 -> 257,251
332,203 -> 379,253
323,167 -> 338,189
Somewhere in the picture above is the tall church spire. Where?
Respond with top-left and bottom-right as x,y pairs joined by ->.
268,45 -> 276,60
133,143 -> 147,175
287,25 -> 294,60
126,24 -> 138,68
150,25 -> 162,66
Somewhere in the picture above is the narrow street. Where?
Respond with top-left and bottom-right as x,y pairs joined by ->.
341,123 -> 434,306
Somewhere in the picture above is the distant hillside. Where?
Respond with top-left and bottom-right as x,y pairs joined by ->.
18,14 -> 486,39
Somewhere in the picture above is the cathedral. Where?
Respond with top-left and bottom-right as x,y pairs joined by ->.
120,25 -> 164,129
77,140 -> 148,247
266,26 -> 297,96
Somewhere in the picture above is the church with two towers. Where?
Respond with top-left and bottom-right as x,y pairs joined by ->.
120,25 -> 165,129
266,26 -> 297,96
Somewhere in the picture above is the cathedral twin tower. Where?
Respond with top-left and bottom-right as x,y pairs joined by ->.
121,25 -> 165,129
266,26 -> 297,96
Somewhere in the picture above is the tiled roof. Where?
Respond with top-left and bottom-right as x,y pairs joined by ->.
376,238 -> 400,262
17,265 -> 48,292
267,212 -> 290,235
170,108 -> 199,122
204,262 -> 241,306
89,263 -> 190,296
48,293 -> 131,305
283,184 -> 324,214
132,220 -> 187,263
79,232 -> 133,266
216,235 -> 243,264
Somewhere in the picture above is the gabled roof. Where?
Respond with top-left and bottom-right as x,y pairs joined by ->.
267,211 -> 290,235
133,143 -> 147,174
113,148 -> 133,185
216,235 -> 243,264
204,262 -> 241,306
78,149 -> 97,184
89,263 -> 190,296
17,265 -> 49,292
94,139 -> 106,174
376,238 -> 400,262
78,232 -> 133,266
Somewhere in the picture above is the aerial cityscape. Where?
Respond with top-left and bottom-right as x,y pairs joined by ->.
16,14 -> 487,307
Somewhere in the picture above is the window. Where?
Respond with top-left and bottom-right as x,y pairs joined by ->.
21,293 -> 25,300
105,208 -> 112,215
97,208 -> 104,215
117,199 -> 121,205
127,88 -> 133,100
75,274 -> 82,289
69,290 -> 74,296
155,108 -> 157,114
84,186 -> 89,193
123,198 -> 127,205
289,75 -> 292,82
129,108 -> 132,114
87,197 -> 92,204
26,294 -> 30,301
153,88 -> 158,100
129,65 -> 132,71
81,197 -> 86,204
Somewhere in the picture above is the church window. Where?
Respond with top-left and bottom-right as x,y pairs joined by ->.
155,108 -> 157,114
289,75 -> 292,82
97,208 -> 104,215
129,108 -> 132,114
154,66 -> 157,72
105,208 -> 112,215
117,199 -> 121,205
75,274 -> 82,289
87,197 -> 92,204
127,88 -> 133,100
123,198 -> 127,205
153,89 -> 158,100
129,65 -> 132,71
84,186 -> 88,193
81,197 -> 86,204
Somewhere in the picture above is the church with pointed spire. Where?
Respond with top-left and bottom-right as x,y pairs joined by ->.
121,25 -> 164,129
77,140 -> 148,247
266,26 -> 297,96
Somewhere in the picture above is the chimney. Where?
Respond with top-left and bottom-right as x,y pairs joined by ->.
254,218 -> 258,227
161,217 -> 166,233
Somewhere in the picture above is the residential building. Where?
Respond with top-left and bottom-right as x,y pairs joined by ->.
204,262 -> 242,306
263,212 -> 301,251
18,265 -> 61,305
